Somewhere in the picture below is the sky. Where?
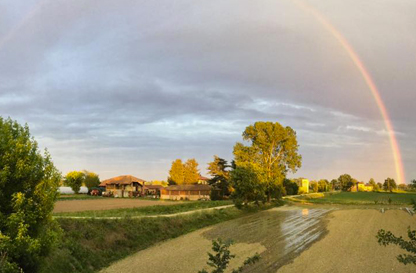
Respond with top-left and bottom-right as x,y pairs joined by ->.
0,0 -> 415,183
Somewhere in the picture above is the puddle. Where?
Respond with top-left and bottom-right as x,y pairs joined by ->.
202,207 -> 331,272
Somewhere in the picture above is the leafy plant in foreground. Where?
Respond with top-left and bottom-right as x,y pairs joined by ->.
376,199 -> 416,265
198,238 -> 260,273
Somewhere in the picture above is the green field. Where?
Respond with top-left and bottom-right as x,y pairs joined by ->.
291,191 -> 416,205
54,200 -> 232,217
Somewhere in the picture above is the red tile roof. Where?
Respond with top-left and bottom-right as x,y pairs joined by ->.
99,175 -> 146,187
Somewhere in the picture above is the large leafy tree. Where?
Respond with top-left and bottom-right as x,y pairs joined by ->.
207,156 -> 231,198
230,165 -> 266,206
383,178 -> 397,192
83,171 -> 100,190
0,117 -> 61,272
183,158 -> 199,184
233,122 -> 302,202
168,159 -> 185,185
64,171 -> 85,194
338,174 -> 354,191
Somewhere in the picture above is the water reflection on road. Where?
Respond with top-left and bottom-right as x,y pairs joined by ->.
203,206 -> 331,272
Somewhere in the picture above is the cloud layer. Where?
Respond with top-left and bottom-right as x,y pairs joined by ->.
1,0 -> 415,182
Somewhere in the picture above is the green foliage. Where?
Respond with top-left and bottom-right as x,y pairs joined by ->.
291,192 -> 416,205
369,178 -> 380,191
184,159 -> 200,184
198,239 -> 260,273
199,239 -> 235,273
338,174 -> 355,191
233,122 -> 302,202
0,117 -> 61,272
377,227 -> 416,265
83,171 -> 100,190
283,179 -> 298,195
310,181 -> 319,193
230,166 -> 266,206
384,178 -> 397,192
41,209 -> 247,273
64,171 -> 85,194
410,180 -> 416,190
318,179 -> 329,192
168,159 -> 184,185
207,156 -> 231,199
330,179 -> 339,191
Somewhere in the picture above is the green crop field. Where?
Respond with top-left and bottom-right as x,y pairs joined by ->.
53,200 -> 233,218
292,191 -> 416,205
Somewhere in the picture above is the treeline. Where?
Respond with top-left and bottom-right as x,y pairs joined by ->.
62,170 -> 100,193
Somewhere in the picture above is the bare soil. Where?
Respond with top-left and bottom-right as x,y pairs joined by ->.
53,199 -> 180,213
278,209 -> 416,273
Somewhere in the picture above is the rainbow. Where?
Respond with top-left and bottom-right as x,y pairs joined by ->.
0,1 -> 406,183
292,0 -> 406,184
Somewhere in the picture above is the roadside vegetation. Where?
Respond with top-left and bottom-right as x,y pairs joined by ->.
54,200 -> 232,218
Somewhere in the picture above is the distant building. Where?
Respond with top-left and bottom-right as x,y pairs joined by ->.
353,182 -> 373,192
160,184 -> 211,200
100,175 -> 146,197
296,179 -> 309,194
143,184 -> 164,198
198,175 -> 210,185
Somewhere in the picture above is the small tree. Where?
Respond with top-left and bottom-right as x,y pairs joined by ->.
310,181 -> 319,193
283,179 -> 299,196
318,179 -> 329,192
0,117 -> 61,272
207,156 -> 231,199
84,171 -> 100,190
198,239 -> 260,273
64,171 -> 85,194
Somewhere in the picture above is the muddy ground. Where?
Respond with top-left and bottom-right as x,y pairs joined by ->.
54,199 -> 179,213
101,206 -> 416,273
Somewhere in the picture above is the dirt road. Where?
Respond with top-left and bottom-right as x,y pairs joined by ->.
54,199 -> 180,213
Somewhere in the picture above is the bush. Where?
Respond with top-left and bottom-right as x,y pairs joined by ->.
0,117 -> 61,272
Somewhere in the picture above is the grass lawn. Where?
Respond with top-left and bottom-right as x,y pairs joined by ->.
41,203 -> 279,273
58,194 -> 103,201
292,191 -> 416,205
53,200 -> 233,217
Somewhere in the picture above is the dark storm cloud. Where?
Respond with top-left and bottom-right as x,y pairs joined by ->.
0,0 -> 414,181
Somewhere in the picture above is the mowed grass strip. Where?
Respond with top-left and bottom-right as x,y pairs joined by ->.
294,191 -> 416,205
41,204 -> 278,273
53,200 -> 232,217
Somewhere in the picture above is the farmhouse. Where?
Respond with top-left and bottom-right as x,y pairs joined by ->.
197,175 -> 210,184
160,184 -> 211,200
100,175 -> 146,197
143,184 -> 164,198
